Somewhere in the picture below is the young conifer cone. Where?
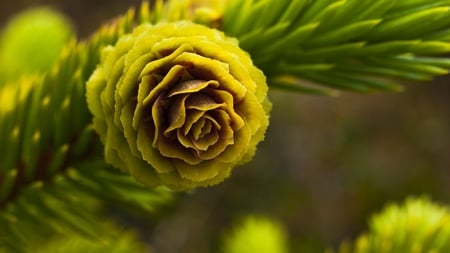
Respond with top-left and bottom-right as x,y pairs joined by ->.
86,21 -> 271,190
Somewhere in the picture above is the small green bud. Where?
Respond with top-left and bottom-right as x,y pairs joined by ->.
222,216 -> 289,253
0,7 -> 74,83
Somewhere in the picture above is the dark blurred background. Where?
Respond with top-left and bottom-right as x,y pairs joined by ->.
1,0 -> 142,37
2,1 -> 449,252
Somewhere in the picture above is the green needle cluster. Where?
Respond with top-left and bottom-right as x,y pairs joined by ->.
336,197 -> 450,253
223,0 -> 450,94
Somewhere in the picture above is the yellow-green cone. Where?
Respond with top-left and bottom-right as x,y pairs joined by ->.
86,21 -> 270,190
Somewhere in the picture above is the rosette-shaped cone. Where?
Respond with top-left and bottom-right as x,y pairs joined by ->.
86,21 -> 270,190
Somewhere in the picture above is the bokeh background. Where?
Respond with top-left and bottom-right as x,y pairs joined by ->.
1,1 -> 449,252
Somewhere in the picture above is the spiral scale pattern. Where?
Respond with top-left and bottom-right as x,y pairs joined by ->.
87,21 -> 270,190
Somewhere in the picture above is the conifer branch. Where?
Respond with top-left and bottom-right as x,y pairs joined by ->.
223,0 -> 450,94
334,197 -> 450,253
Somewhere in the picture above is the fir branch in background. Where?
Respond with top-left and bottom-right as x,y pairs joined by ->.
221,197 -> 450,253
0,216 -> 149,253
223,0 -> 450,94
32,224 -> 149,253
221,198 -> 450,253
333,197 -> 450,253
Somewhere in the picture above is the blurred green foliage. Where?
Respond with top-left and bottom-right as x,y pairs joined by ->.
33,225 -> 149,253
222,216 -> 289,253
336,197 -> 450,253
0,7 -> 74,84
